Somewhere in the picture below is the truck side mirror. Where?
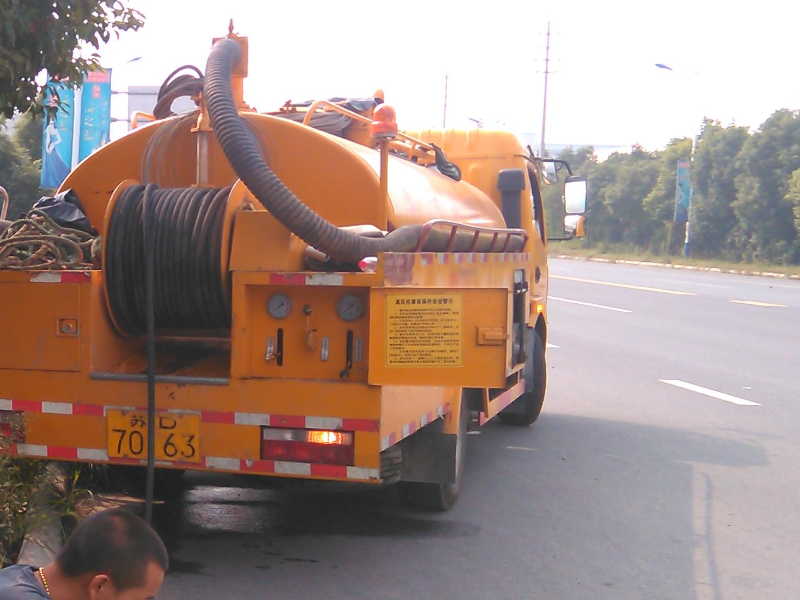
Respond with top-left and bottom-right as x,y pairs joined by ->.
564,176 -> 587,215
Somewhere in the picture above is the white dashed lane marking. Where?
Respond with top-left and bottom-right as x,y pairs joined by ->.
659,379 -> 760,406
729,300 -> 787,308
549,296 -> 632,313
552,275 -> 696,296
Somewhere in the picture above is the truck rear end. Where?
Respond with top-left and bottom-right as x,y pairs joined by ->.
0,29 -> 586,510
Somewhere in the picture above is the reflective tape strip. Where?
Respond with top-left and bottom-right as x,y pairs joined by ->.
269,273 -> 306,285
202,410 -> 235,424
17,444 -> 47,457
104,405 -> 138,416
29,272 -> 91,283
380,404 -> 450,451
1,399 -> 379,432
30,273 -> 62,283
269,414 -> 305,428
346,466 -> 380,481
234,412 -> 270,426
47,446 -> 77,459
275,461 -> 311,476
305,416 -> 343,430
306,273 -> 343,286
77,448 -> 108,461
206,457 -> 240,470
42,402 -> 73,415
12,400 -> 41,412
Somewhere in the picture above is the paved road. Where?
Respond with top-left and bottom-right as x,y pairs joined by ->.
156,259 -> 800,600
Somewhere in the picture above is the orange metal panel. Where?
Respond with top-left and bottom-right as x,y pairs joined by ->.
0,280 -> 82,371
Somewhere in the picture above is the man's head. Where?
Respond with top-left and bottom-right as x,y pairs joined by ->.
56,508 -> 168,599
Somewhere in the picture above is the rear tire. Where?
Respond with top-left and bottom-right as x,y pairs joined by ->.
400,398 -> 469,511
498,328 -> 546,426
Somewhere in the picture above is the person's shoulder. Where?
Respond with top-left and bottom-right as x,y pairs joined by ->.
0,565 -> 48,599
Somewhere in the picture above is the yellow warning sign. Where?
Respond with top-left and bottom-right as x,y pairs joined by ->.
386,294 -> 462,367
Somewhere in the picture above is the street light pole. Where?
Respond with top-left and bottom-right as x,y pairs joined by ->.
540,22 -> 551,157
656,63 -> 694,257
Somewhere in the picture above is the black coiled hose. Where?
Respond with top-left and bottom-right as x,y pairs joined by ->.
106,184 -> 231,335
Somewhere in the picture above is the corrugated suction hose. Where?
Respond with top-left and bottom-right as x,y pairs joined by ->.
204,39 -> 422,263
204,39 -> 524,262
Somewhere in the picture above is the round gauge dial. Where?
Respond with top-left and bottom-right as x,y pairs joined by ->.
267,293 -> 292,319
336,294 -> 364,321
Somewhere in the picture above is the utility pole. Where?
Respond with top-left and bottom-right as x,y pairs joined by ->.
540,22 -> 551,158
442,73 -> 448,129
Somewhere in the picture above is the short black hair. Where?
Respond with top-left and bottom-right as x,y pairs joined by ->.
57,508 -> 168,590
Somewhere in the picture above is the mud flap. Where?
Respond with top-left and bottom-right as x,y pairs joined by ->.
398,423 -> 458,485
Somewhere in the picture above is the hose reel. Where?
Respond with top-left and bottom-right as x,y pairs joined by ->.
103,180 -> 245,336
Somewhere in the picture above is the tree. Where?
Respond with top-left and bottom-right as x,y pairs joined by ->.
0,125 -> 40,218
0,1 -> 144,118
12,112 -> 43,162
786,169 -> 800,254
732,109 -> 800,264
691,120 -> 749,259
642,138 -> 693,253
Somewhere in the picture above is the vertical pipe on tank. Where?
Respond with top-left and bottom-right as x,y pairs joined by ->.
379,139 -> 389,207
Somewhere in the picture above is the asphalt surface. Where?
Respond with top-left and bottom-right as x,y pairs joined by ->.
156,259 -> 800,600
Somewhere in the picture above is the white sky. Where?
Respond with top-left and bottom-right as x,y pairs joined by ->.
99,0 -> 800,154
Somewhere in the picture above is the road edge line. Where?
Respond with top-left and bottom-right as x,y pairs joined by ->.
553,254 -> 800,281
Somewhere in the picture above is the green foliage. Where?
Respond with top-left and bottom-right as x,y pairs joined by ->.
0,425 -> 49,566
12,112 -> 43,162
0,123 -> 41,217
555,109 -> 800,266
691,120 -> 749,259
0,1 -> 145,118
786,168 -> 800,245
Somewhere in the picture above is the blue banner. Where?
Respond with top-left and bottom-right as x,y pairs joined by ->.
40,82 -> 75,189
78,69 -> 112,162
673,160 -> 692,223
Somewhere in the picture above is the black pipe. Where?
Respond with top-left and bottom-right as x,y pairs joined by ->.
203,38 -> 523,261
143,184 -> 156,524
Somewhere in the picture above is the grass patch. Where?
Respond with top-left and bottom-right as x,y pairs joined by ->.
550,241 -> 800,278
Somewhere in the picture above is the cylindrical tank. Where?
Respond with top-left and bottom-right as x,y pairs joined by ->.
59,112 -> 506,237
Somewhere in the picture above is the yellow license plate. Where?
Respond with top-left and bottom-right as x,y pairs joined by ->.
106,410 -> 200,463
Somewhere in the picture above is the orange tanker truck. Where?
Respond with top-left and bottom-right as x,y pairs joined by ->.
0,28 -> 586,510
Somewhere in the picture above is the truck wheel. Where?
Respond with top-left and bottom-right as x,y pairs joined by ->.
498,328 -> 546,426
400,398 -> 469,511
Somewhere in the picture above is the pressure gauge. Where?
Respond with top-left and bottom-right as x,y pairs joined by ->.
336,294 -> 364,321
267,293 -> 292,319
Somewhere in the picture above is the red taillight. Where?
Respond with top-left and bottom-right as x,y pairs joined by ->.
261,428 -> 354,465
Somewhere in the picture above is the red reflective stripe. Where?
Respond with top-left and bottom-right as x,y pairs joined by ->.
12,400 -> 41,413
310,464 -> 347,478
74,404 -> 104,416
60,272 -> 91,283
269,414 -> 305,428
241,459 -> 275,473
1,444 -> 18,457
341,419 -> 379,432
269,273 -> 306,286
109,457 -> 142,465
48,446 -> 78,459
202,410 -> 234,424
